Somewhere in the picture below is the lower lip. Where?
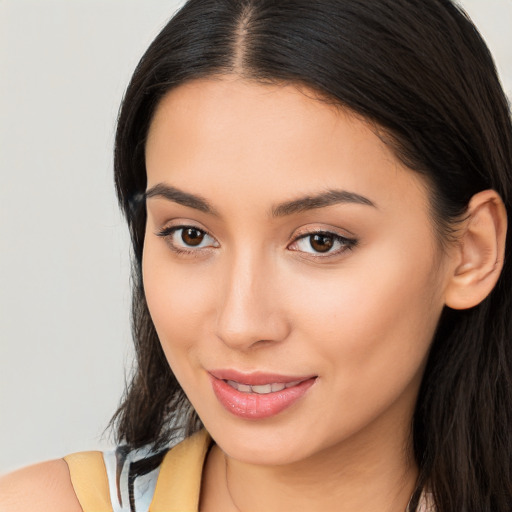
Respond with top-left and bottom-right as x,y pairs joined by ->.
210,376 -> 316,419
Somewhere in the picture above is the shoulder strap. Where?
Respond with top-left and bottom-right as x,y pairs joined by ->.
64,451 -> 113,512
149,430 -> 211,512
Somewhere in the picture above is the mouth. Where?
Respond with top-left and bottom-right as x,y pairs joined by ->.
225,379 -> 304,394
208,370 -> 317,419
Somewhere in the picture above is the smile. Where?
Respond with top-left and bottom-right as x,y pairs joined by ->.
209,370 -> 317,419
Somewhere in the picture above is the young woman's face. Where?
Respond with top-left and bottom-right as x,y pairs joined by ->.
143,77 -> 454,466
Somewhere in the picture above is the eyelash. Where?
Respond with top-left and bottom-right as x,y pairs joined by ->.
156,225 -> 358,260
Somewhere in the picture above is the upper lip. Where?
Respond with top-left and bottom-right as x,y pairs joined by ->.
209,369 -> 316,386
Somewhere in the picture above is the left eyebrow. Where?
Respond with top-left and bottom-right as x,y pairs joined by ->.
270,189 -> 377,217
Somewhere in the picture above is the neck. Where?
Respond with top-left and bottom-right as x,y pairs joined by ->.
201,412 -> 419,512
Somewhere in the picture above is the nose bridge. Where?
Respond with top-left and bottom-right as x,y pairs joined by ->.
215,244 -> 289,350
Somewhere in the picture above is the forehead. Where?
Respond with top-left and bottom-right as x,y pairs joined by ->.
145,76 -> 430,218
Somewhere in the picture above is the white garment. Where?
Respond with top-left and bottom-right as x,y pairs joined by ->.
102,446 -> 162,512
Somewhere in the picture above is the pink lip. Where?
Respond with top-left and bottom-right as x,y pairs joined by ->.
209,370 -> 317,420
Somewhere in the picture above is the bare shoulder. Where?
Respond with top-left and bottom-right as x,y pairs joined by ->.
0,458 -> 82,512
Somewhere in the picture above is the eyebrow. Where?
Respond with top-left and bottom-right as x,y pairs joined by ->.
271,189 -> 376,217
145,183 -> 219,215
144,183 -> 376,218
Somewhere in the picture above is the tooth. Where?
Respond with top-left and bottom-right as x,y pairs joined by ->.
252,384 -> 272,394
226,380 -> 301,394
285,380 -> 302,388
226,380 -> 239,390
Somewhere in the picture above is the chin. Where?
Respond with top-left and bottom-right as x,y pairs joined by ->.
222,439 -> 307,466
203,418 -> 319,466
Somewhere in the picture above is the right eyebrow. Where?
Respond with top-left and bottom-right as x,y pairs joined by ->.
145,183 -> 220,217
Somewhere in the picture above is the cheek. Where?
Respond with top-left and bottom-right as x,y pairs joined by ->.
142,241 -> 213,356
275,251 -> 443,448
287,238 -> 444,395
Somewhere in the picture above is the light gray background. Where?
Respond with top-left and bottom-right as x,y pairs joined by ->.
0,0 -> 511,474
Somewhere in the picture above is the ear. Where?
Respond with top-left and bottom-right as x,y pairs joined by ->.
445,189 -> 507,310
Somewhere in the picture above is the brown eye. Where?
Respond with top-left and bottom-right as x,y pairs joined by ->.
288,230 -> 357,258
309,234 -> 334,253
181,228 -> 205,246
156,225 -> 220,254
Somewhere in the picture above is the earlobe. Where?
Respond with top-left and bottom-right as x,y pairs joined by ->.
445,189 -> 507,310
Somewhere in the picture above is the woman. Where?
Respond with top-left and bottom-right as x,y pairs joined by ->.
1,0 -> 511,510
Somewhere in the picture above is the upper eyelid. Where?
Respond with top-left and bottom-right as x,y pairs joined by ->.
293,227 -> 354,240
287,222 -> 357,248
156,222 -> 214,237
157,224 -> 217,242
289,231 -> 356,251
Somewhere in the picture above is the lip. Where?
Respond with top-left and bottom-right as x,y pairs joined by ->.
209,370 -> 317,420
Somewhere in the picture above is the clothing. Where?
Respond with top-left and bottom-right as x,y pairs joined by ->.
64,429 -> 211,512
64,429 -> 434,512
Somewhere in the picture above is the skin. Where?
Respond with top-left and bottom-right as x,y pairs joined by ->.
0,76 -> 506,511
141,76 -> 458,512
0,460 -> 81,512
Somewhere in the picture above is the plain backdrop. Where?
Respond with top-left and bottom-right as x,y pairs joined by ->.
0,0 -> 511,474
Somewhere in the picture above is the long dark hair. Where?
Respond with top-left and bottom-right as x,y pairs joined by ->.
110,0 -> 512,510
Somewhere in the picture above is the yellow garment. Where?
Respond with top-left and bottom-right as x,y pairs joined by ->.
64,450 -> 112,512
64,429 -> 211,512
150,430 -> 211,512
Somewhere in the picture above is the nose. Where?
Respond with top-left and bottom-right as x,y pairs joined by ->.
214,249 -> 291,351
